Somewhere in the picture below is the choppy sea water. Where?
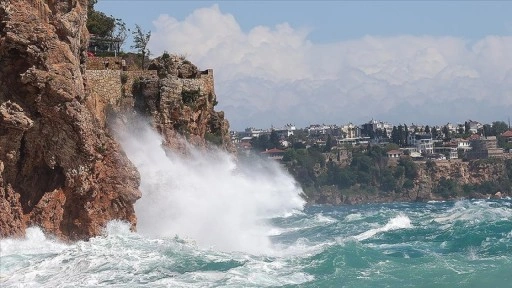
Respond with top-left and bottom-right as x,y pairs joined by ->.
3,122 -> 511,287
2,199 -> 512,287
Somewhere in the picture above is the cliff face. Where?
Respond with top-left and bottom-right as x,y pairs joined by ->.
308,159 -> 511,205
118,55 -> 234,152
1,1 -> 235,240
0,0 -> 140,240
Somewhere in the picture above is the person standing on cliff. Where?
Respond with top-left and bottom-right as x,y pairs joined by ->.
121,58 -> 127,71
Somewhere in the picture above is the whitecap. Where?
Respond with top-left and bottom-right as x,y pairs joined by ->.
345,213 -> 363,222
353,214 -> 413,241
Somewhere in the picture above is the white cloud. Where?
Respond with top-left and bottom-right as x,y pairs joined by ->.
149,5 -> 512,130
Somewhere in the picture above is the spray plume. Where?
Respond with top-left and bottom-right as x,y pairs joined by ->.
114,119 -> 305,254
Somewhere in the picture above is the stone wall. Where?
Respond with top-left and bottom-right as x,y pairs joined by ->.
86,55 -> 142,71
85,65 -> 232,151
85,70 -> 158,126
86,56 -> 122,70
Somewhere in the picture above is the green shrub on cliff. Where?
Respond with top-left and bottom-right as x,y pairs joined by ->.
398,157 -> 419,180
181,89 -> 200,105
434,177 -> 459,198
380,168 -> 398,193
283,142 -> 421,194
205,132 -> 223,146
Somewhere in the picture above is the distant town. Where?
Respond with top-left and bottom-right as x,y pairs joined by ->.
230,119 -> 512,161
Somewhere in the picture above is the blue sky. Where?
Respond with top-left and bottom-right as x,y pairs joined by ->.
95,1 -> 512,130
97,1 -> 511,42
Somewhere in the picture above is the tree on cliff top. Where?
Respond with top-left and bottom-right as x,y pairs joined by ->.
131,25 -> 151,69
87,0 -> 115,37
491,121 -> 509,136
87,0 -> 127,50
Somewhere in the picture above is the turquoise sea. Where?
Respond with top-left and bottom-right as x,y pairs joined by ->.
1,199 -> 512,287
2,123 -> 511,287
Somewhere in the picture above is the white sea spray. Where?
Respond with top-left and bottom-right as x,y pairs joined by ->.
114,119 -> 305,254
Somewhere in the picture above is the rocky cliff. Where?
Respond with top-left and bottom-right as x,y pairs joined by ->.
111,54 -> 234,153
0,1 -> 234,240
0,0 -> 140,240
308,158 -> 511,205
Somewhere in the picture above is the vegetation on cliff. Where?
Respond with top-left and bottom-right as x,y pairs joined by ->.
250,133 -> 512,204
281,145 -> 416,195
87,0 -> 127,46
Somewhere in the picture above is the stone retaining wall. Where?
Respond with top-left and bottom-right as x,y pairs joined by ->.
86,56 -> 122,70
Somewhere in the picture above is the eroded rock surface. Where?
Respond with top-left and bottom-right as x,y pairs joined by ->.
125,55 -> 234,153
0,0 -> 140,240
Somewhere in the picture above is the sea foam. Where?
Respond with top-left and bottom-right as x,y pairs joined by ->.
114,119 -> 305,254
354,214 -> 413,241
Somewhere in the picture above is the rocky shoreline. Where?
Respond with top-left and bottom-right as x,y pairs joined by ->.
0,0 -> 231,240
1,0 -> 510,241
306,158 -> 511,205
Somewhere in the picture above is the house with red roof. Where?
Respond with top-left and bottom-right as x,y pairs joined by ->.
501,130 -> 512,143
261,148 -> 286,160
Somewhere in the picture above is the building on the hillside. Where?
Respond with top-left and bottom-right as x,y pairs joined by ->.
361,119 -> 393,138
386,150 -> 402,158
240,136 -> 253,143
230,131 -> 241,144
444,123 -> 458,134
454,138 -> 471,151
307,124 -> 339,136
307,124 -> 329,135
433,147 -> 458,159
467,120 -> 483,134
401,148 -> 422,158
261,148 -> 286,160
337,138 -> 358,146
466,136 -> 504,159
424,153 -> 447,161
409,123 -> 425,133
418,139 -> 434,155
243,127 -> 268,138
337,137 -> 371,147
274,124 -> 296,138
341,123 -> 360,139
501,130 -> 512,144
408,133 -> 434,154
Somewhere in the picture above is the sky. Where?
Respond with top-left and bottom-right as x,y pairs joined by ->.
96,1 -> 512,131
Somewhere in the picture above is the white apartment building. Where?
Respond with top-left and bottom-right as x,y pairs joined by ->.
408,133 -> 434,154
